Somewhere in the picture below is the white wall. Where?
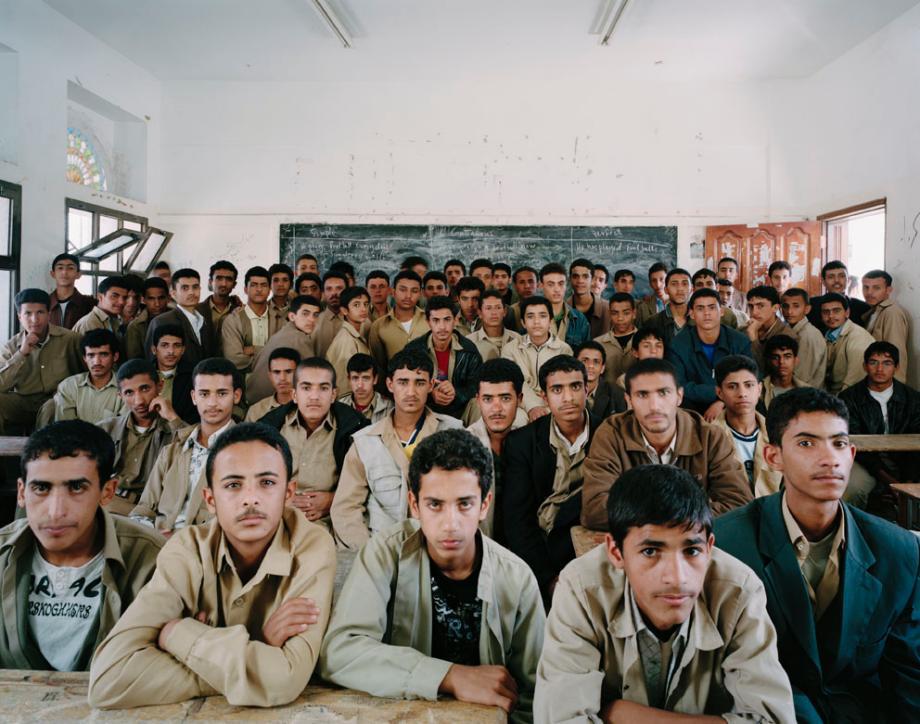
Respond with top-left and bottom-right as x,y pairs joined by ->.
0,0 -> 161,289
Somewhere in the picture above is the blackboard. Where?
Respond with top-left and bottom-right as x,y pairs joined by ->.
280,224 -> 677,297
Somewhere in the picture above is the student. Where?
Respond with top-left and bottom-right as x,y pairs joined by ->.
329,260 -> 356,288
581,358 -> 751,530
505,266 -> 539,332
48,253 -> 94,329
780,288 -> 826,388
592,264 -> 610,298
761,334 -> 807,409
692,268 -> 739,329
145,268 -> 217,367
72,276 -> 129,337
614,325 -> 665,390
244,347 -> 299,422
88,422 -> 336,708
717,278 -> 749,326
714,387 -> 920,723
536,464 -> 795,723
269,262 -> 295,316
0,289 -> 83,434
422,270 -> 450,300
492,262 -> 514,306
368,270 -> 429,370
149,323 -> 195,424
49,328 -> 124,424
466,289 -> 520,362
295,252 -> 319,276
246,294 -> 321,404
862,269 -> 911,383
821,293 -> 875,394
405,296 -> 483,419
593,292 -> 638,385
150,260 -> 172,285
665,288 -> 752,420
325,286 -> 371,397
503,355 -> 601,603
331,349 -> 462,551
258,357 -> 369,527
768,260 -> 793,293
539,263 -> 590,348
466,359 -> 527,542
98,360 -> 178,515
713,355 -> 782,497
576,341 -> 627,419
808,260 -> 870,333
612,268 -> 635,296
198,260 -> 242,340
338,353 -> 393,423
635,261 -> 669,325
443,259 -> 466,290
295,271 -> 322,299
119,275 -> 145,333
125,277 -> 170,360
320,429 -> 544,722
0,420 -> 162,670
745,285 -> 792,372
454,276 -> 485,336
716,256 -> 747,312
645,267 -> 692,347
469,258 -> 494,288
130,358 -> 242,535
221,266 -> 281,373
365,270 -> 392,322
313,270 -> 347,357
501,296 -> 573,420
567,258 -> 611,339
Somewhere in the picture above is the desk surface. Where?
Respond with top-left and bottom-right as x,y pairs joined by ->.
0,437 -> 27,457
850,434 -> 920,452
571,525 -> 606,557
0,670 -> 506,722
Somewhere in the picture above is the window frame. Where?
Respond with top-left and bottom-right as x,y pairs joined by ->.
0,179 -> 22,340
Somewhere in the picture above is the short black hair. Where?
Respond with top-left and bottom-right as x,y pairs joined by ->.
151,323 -> 185,347
143,276 -> 169,294
714,354 -> 759,386
393,270 -> 422,288
209,260 -> 238,279
120,274 -> 145,297
407,429 -> 492,499
470,258 -> 493,274
340,286 -> 370,310
820,292 -> 849,311
401,255 -> 429,271
520,295 -> 553,318
98,276 -> 128,295
492,262 -> 511,276
387,347 -> 433,380
747,285 -> 780,306
15,289 -> 51,311
647,261 -> 668,277
192,357 -> 243,391
205,422 -> 293,488
575,340 -> 607,364
864,340 -> 899,366
624,358 -> 679,395
688,288 -> 720,308
51,252 -> 80,269
608,291 -> 636,309
347,353 -> 378,377
295,356 -> 337,388
268,263 -> 295,283
768,260 -> 792,276
295,272 -> 323,291
718,256 -> 739,268
512,266 -> 537,281
116,358 -> 158,387
477,358 -> 524,395
455,276 -> 485,296
21,420 -> 115,484
424,295 -> 458,318
764,334 -> 799,358
569,258 -> 594,274
296,253 -> 318,265
691,268 -> 717,284
268,346 -> 301,366
153,260 -> 171,271
481,288 -> 506,306
781,288 -> 809,304
365,269 -> 390,285
290,294 -> 322,314
538,354 -> 587,392
613,268 -> 634,282
423,271 -> 449,288
80,328 -> 119,357
665,268 -> 691,284
863,269 -> 893,286
539,262 -> 567,280
329,260 -> 356,280
170,268 -> 200,287
632,326 -> 665,347
245,266 -> 271,286
607,464 -> 712,550
821,260 -> 848,278
766,386 -> 849,446
443,259 -> 466,274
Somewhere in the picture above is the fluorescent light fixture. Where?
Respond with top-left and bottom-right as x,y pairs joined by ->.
310,0 -> 352,49
591,0 -> 631,46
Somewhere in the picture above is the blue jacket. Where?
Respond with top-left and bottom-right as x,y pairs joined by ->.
714,493 -> 920,723
666,324 -> 752,412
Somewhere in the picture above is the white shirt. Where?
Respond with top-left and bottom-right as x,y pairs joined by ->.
399,319 -> 413,334
174,419 -> 233,528
869,386 -> 895,433
551,413 -> 590,456
177,305 -> 205,344
244,304 -> 270,347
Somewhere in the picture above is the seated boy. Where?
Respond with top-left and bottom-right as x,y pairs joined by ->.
88,422 -> 336,708
0,420 -> 162,670
320,429 -> 544,722
535,464 -> 795,723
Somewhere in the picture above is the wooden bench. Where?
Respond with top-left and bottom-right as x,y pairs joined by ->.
0,669 -> 507,721
890,483 -> 920,531
0,436 -> 27,458
850,434 -> 920,452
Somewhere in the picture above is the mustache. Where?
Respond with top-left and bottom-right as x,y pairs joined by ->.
236,507 -> 267,521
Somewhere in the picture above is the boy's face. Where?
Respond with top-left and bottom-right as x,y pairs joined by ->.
153,334 -> 185,370
428,308 -> 456,346
693,275 -> 717,291
523,305 -> 551,340
479,296 -> 506,328
296,258 -> 318,276
492,268 -> 510,292
51,259 -> 80,287
271,273 -> 292,300
269,358 -> 297,398
862,277 -> 891,307
246,276 -> 271,305
293,367 -> 336,427
748,296 -> 778,325
865,352 -> 897,387
289,304 -> 321,334
144,286 -> 170,317
689,296 -> 721,333
298,279 -> 321,298
98,286 -> 128,316
634,335 -> 665,360
457,290 -> 480,321
192,373 -> 240,426
322,278 -> 346,310
444,265 -> 464,288
613,275 -> 635,294
366,277 -> 390,305
18,453 -> 115,565
172,276 -> 201,308
394,280 -> 421,311
409,466 -> 490,568
627,372 -> 682,436
770,268 -> 792,293
514,271 -> 537,299
119,373 -> 162,423
717,260 -> 737,282
18,303 -> 50,337
203,441 -> 295,552
781,294 -> 809,325
569,265 -> 592,296
476,380 -> 520,436
592,269 -> 608,296
766,347 -> 797,380
348,369 -> 377,401
387,367 -> 432,415
344,295 -> 370,324
607,524 -> 714,632
471,267 -> 492,288
210,269 -> 237,299
424,279 -> 448,300
666,274 -> 691,305
649,270 -> 667,297
576,349 -> 605,385
540,273 -> 566,304
823,267 -> 848,294
716,370 -> 761,416
821,301 -> 848,330
84,345 -> 118,381
543,369 -> 587,425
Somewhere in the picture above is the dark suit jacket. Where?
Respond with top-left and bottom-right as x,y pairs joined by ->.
590,378 -> 627,419
714,493 -> 920,723
144,307 -> 217,368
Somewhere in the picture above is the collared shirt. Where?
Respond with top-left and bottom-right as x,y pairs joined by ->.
53,371 -> 125,423
243,303 -> 271,347
176,305 -> 205,344
550,412 -> 590,456
825,325 -> 844,343
629,583 -> 690,709
175,420 -> 233,527
280,410 -> 338,494
539,412 -> 591,532
641,431 -> 677,465
781,494 -> 846,619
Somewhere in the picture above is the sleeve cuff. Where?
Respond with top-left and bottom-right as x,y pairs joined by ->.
163,617 -> 211,664
408,656 -> 453,701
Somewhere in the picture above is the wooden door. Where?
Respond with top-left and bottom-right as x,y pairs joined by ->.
705,221 -> 823,296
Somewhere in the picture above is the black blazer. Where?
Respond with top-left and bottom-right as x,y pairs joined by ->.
591,379 -> 627,420
144,307 -> 218,368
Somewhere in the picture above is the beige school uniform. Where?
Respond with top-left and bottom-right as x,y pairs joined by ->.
466,327 -> 520,362
788,318 -> 827,389
313,308 -> 343,359
221,304 -> 283,372
501,334 -> 573,412
593,329 -> 636,385
712,411 -> 782,498
337,392 -> 394,424
73,305 -> 121,336
761,376 -> 807,410
124,309 -> 152,360
52,372 -> 125,424
368,308 -> 429,371
244,395 -> 283,422
825,320 -> 875,394
865,299 -> 911,383
246,322 -> 316,404
326,323 -> 370,396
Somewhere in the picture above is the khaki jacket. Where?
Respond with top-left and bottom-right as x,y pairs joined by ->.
466,327 -> 521,362
124,309 -> 151,360
534,546 -> 795,723
865,299 -> 911,383
501,334 -> 573,412
221,304 -> 284,372
326,323 -> 370,396
712,412 -> 782,498
593,329 -> 636,385
313,307 -> 343,359
750,318 -> 793,375
88,508 -> 336,709
52,372 -> 125,423
582,410 -> 751,529
320,520 -> 544,722
760,376 -> 807,410
337,391 -> 393,424
789,319 -> 826,389
566,293 -> 611,338
246,322 -> 316,404
368,308 -> 429,370
826,320 -> 875,394
97,412 -> 177,505
0,325 -> 83,396
73,305 -> 120,336
243,395 -> 282,422
635,295 -> 664,326
0,511 -> 163,670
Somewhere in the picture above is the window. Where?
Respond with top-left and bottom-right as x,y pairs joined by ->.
820,200 -> 886,299
65,199 -> 147,295
0,180 -> 21,342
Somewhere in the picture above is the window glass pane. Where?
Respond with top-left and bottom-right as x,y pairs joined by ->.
123,220 -> 142,232
131,232 -> 166,272
75,270 -> 94,297
0,269 -> 11,342
0,197 -> 10,256
98,215 -> 119,238
67,208 -> 93,252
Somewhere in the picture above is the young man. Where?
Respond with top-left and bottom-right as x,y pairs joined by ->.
466,289 -> 520,361
331,349 -> 463,550
665,289 -> 752,420
365,270 -> 392,322
405,296 -> 483,419
501,296 -> 573,420
505,266 -> 539,332
145,268 -> 217,367
258,358 -> 369,527
72,276 -> 129,338
269,262 -> 295,313
312,270 -> 348,358
713,355 -> 782,497
492,262 -> 514,306
198,260 -> 242,339
714,387 -> 920,723
329,260 -> 356,288
593,292 -> 638,386
612,268 -> 635,296
130,358 -> 242,535
537,464 -> 795,723
581,358 -> 751,530
246,294 -> 321,404
338,353 -> 393,423
422,270 -> 450,300
540,262 -> 590,348
0,289 -> 83,433
576,341 -> 627,419
862,269 -> 911,383
325,285 -> 371,396
454,276 -> 485,336
443,259 -> 466,290
592,264 -> 610,298
614,326 -> 666,390
717,255 -> 747,313
567,258 -> 611,339
0,420 -> 162,670
780,288 -> 826,388
761,334 -> 807,409
125,277 -> 170,360
744,285 -> 792,370
89,423 -> 336,708
768,260 -> 793,294
295,271 -> 322,299
693,268 -> 739,329
635,262 -> 669,325
645,267 -> 692,347
469,258 -> 493,289
809,260 -> 871,333
503,355 -> 601,602
244,347 -> 299,422
320,429 -> 544,722
150,261 -> 172,285
221,266 -> 281,373
717,278 -> 750,327
821,293 -> 875,394
149,323 -> 192,421
50,328 -> 124,424
120,274 -> 144,332
48,253 -> 94,329
368,270 -> 429,370
295,253 -> 319,276
98,359 -> 178,515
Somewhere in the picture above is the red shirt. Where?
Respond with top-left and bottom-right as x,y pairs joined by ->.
435,349 -> 451,381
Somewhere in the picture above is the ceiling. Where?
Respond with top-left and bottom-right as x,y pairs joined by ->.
43,0 -> 920,83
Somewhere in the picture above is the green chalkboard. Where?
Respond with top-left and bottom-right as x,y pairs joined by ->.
280,224 -> 677,297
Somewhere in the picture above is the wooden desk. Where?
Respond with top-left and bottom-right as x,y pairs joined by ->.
0,670 -> 506,722
850,434 -> 920,453
890,483 -> 920,531
0,437 -> 27,457
571,525 -> 606,557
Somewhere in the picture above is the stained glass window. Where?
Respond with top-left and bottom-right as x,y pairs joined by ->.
66,127 -> 107,191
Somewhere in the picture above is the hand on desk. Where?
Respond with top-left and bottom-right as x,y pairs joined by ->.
440,664 -> 518,714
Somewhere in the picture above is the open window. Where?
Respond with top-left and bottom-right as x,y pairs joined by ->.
69,226 -> 173,293
819,199 -> 886,299
0,180 -> 21,342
